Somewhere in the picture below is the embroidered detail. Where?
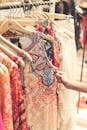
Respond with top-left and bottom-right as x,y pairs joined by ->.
42,69 -> 55,86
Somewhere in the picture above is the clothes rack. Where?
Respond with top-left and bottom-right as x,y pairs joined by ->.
0,1 -> 53,10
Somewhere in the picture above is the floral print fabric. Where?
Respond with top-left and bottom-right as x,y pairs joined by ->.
21,32 -> 59,130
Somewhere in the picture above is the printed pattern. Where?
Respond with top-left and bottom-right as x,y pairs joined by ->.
22,32 -> 59,130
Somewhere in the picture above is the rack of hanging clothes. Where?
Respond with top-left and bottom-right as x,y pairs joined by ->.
0,1 -> 78,130
0,0 -> 53,11
0,23 -> 33,130
0,0 -> 55,18
0,19 -> 61,130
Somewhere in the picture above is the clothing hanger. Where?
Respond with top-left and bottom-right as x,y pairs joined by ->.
26,11 -> 72,20
43,12 -> 71,20
27,10 -> 49,20
0,44 -> 25,67
0,18 -> 54,42
0,18 -> 48,28
0,34 -> 33,62
0,18 -> 33,35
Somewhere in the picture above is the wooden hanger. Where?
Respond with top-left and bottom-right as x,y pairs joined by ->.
0,18 -> 54,42
0,18 -> 33,35
26,11 -> 72,20
27,11 -> 49,20
43,12 -> 66,20
0,35 -> 33,62
0,44 -> 25,67
0,18 -> 49,28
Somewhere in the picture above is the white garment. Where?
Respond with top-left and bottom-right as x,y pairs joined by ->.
53,22 -> 78,130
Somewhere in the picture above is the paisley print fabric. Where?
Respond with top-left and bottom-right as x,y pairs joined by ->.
21,32 -> 59,130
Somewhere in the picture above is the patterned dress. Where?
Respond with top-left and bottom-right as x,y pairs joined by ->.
20,32 -> 59,130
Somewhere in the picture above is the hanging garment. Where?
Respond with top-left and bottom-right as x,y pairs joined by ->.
82,26 -> 87,45
0,52 -> 28,130
2,27 -> 61,130
52,23 -> 78,130
0,111 -> 5,130
80,25 -> 87,48
0,63 -> 13,130
80,15 -> 87,50
46,22 -> 62,67
35,23 -> 61,67
19,31 -> 59,130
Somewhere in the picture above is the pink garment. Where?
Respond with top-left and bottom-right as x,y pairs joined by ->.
0,111 -> 5,130
0,63 -> 13,130
0,52 -> 28,130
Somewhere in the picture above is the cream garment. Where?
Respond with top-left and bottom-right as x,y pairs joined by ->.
19,32 -> 60,130
53,23 -> 78,130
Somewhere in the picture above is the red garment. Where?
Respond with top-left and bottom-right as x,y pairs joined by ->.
10,66 -> 28,130
82,26 -> 87,45
47,23 -> 61,67
80,16 -> 87,50
52,57 -> 60,67
35,26 -> 45,32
